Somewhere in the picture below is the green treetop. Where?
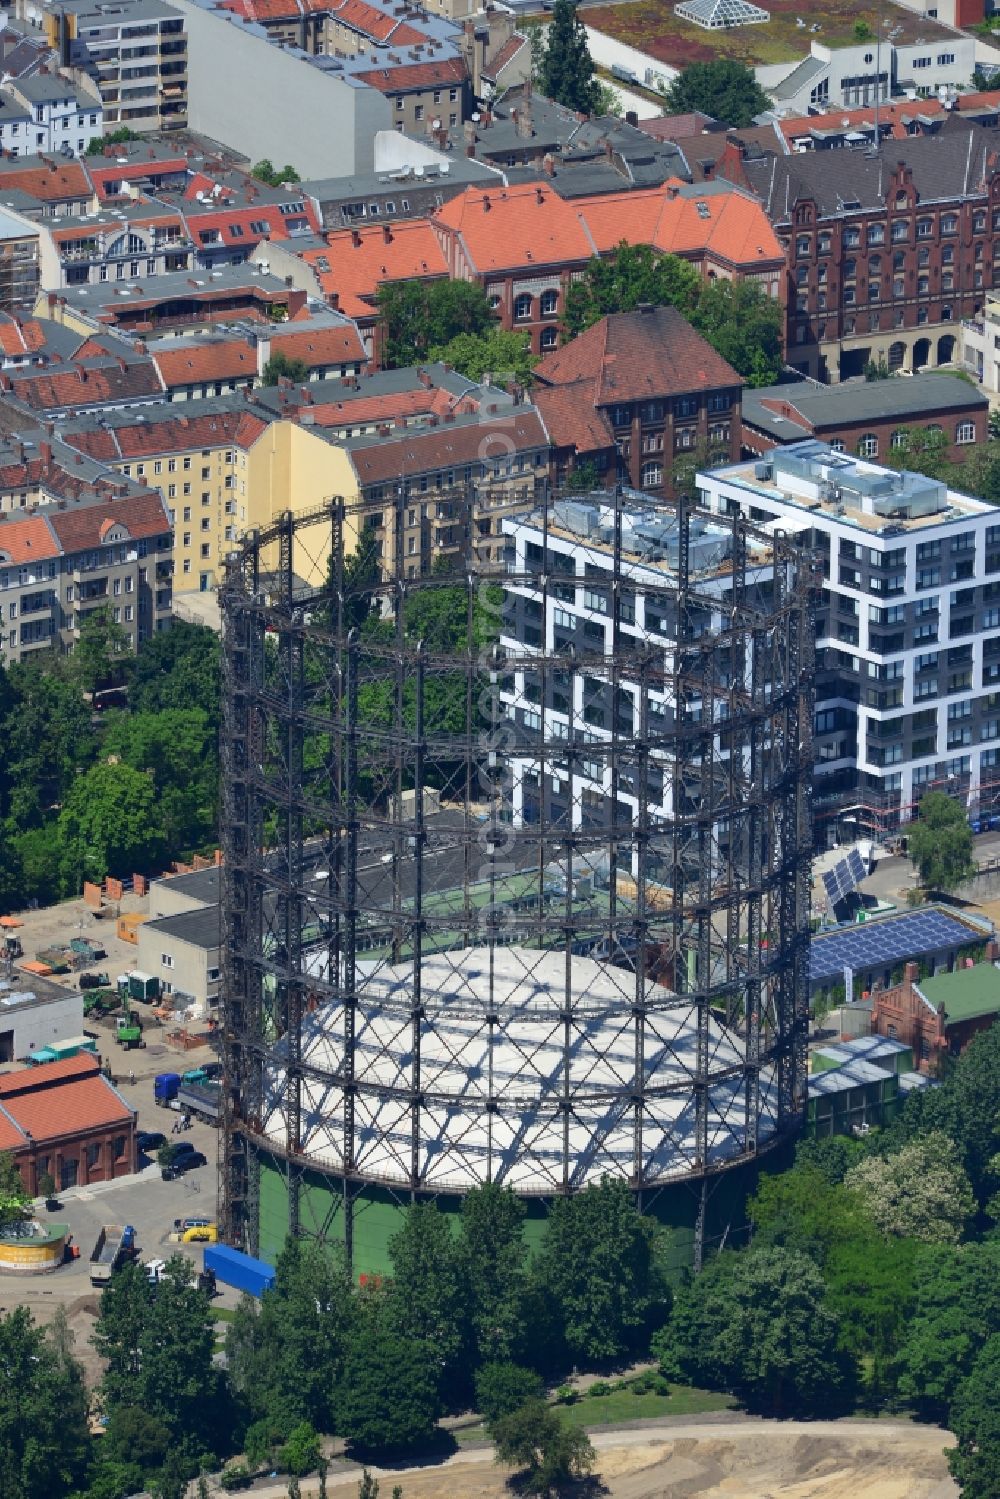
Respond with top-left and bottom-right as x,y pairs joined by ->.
535,1 -> 602,115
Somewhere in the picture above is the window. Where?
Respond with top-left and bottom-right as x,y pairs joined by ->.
796,234 -> 811,258
540,288 -> 558,316
917,218 -> 933,238
513,293 -> 532,321
957,422 -> 976,444
857,433 -> 879,458
540,327 -> 557,350
641,461 -> 663,487
913,55 -> 932,68
941,213 -> 958,235
161,953 -> 174,968
868,223 -> 885,246
937,52 -> 955,64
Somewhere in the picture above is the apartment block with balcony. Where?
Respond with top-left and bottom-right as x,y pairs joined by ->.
0,461 -> 172,664
16,0 -> 188,133
699,440 -> 1000,844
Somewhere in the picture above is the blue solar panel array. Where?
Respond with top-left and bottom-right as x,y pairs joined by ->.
809,909 -> 977,985
821,848 -> 867,909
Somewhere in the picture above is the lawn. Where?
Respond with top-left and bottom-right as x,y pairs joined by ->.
453,1382 -> 733,1445
585,0 -> 884,70
558,1383 -> 735,1428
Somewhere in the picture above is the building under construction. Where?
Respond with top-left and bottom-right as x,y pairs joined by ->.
219,489 -> 817,1275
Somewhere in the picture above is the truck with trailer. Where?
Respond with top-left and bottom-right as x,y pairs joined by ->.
89,1224 -> 137,1286
202,1244 -> 275,1298
174,1079 -> 221,1125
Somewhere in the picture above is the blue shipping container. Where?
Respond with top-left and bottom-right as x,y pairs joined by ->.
203,1244 -> 276,1298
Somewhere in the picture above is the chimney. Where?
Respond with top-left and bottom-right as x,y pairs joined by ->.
516,104 -> 533,139
382,224 -> 392,244
542,152 -> 556,177
40,439 -> 52,470
417,367 -> 432,387
351,229 -> 362,248
535,187 -> 544,205
667,183 -> 679,199
255,333 -> 272,378
482,194 -> 491,213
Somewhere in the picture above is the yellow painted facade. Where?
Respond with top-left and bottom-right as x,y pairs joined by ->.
244,420 -> 361,588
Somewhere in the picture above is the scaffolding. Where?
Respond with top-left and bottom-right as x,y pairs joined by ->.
219,488 -> 817,1270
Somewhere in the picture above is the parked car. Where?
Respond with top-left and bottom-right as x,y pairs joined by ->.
174,1215 -> 213,1235
137,1131 -> 166,1155
160,1143 -> 208,1180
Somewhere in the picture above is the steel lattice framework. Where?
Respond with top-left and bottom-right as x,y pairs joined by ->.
219,490 -> 817,1269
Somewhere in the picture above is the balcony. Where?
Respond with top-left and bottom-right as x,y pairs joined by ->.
20,590 -> 55,615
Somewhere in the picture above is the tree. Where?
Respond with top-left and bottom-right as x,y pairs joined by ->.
653,1246 -> 851,1416
896,1240 -> 1000,1420
0,1305 -> 90,1499
535,1 -> 601,115
662,60 -> 770,129
898,1022 -> 1000,1208
690,277 -> 782,386
0,1150 -> 29,1234
58,759 -> 166,887
252,159 -> 300,186
844,1132 -> 975,1245
103,708 -> 219,854
456,1184 -> 529,1367
94,1260 -> 154,1411
225,1237 -> 355,1435
86,126 -> 141,154
263,352 -> 309,386
947,1334 -> 1000,1498
532,1176 -> 665,1364
864,356 -> 896,381
492,1400 -> 595,1494
988,408 -> 1000,442
73,605 -> 132,695
132,1256 -> 219,1456
339,1313 -> 441,1453
563,243 -> 701,338
387,1202 -> 466,1403
886,425 -> 952,481
907,791 -> 975,893
475,1363 -> 545,1426
376,280 -> 493,369
127,620 -> 221,724
429,328 -> 538,386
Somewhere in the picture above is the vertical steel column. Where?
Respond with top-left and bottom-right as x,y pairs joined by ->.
410,646 -> 426,1191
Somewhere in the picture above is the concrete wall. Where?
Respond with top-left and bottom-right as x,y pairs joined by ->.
0,992 -> 84,1062
583,27 -> 677,93
245,418 -> 361,587
137,922 -> 219,1017
174,0 -> 392,176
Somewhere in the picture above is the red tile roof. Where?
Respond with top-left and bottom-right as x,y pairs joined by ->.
0,159 -> 91,202
89,156 -> 189,201
0,313 -> 47,358
152,339 -> 256,388
0,1104 -> 26,1151
0,1054 -> 132,1143
349,409 -> 548,485
184,201 -> 320,248
355,55 -> 467,94
776,90 -> 1000,144
301,385 -> 471,429
3,358 -> 164,412
0,1052 -> 100,1093
47,491 -> 171,554
64,408 -> 269,461
304,221 -> 448,318
433,180 -> 782,275
271,322 -> 364,366
535,305 -> 740,406
0,514 -> 59,565
327,0 -> 426,45
533,381 -> 614,455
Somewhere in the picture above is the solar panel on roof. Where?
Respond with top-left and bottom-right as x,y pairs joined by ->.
809,909 -> 977,984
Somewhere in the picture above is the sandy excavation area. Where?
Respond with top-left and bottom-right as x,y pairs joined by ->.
245,1420 -> 957,1499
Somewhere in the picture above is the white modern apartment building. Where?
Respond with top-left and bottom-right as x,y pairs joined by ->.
497,495 -> 777,856
699,440 -> 1000,845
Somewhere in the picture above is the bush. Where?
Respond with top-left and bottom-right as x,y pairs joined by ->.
628,1372 -> 671,1396
244,1416 -> 286,1470
219,1464 -> 254,1491
586,1381 -> 612,1398
37,1171 -> 56,1200
280,1422 -> 321,1477
554,1385 -> 577,1404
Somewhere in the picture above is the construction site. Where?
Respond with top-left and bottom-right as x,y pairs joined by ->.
218,491 -> 817,1275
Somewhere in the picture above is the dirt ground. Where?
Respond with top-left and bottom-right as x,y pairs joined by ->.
239,1421 -> 957,1499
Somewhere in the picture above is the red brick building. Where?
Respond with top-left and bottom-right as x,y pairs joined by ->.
533,304 -> 742,498
717,123 -> 1000,383
0,1053 -> 136,1195
872,958 -> 1000,1075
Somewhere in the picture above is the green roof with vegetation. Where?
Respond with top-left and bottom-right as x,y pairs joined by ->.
918,965 -> 1000,1026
